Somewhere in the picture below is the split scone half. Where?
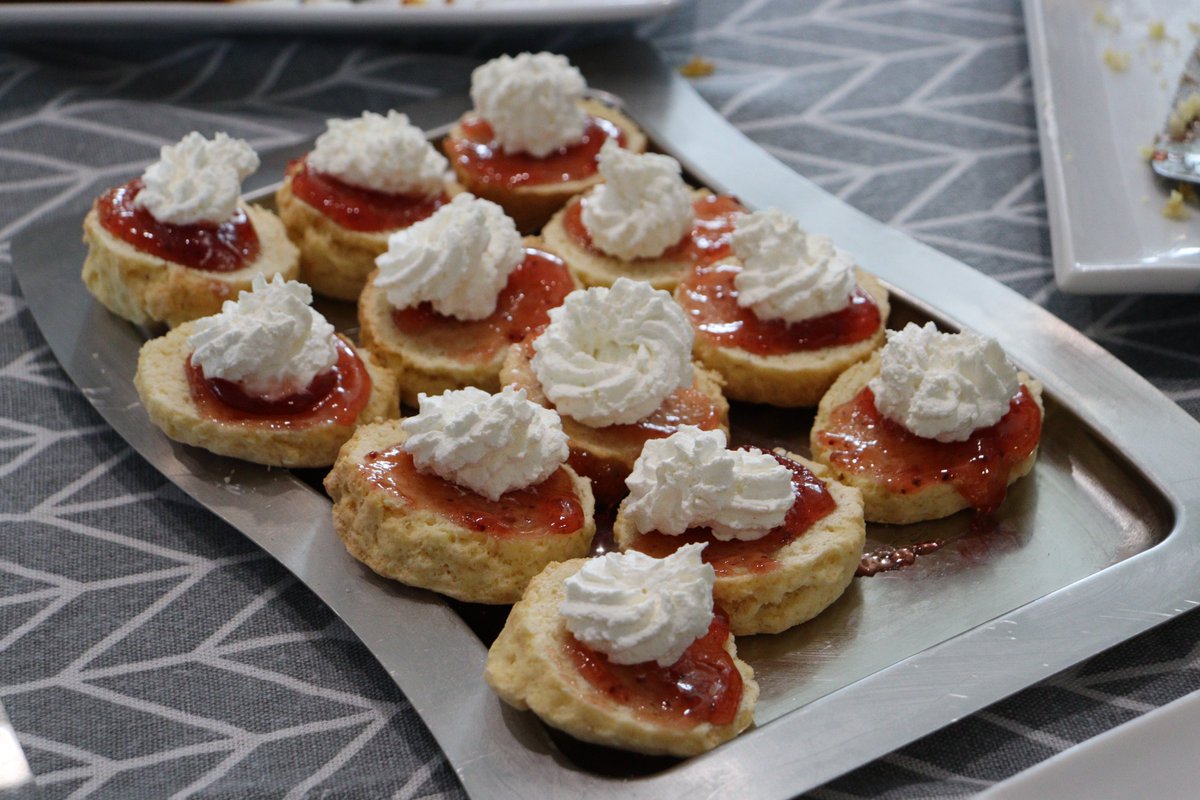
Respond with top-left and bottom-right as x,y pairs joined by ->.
82,203 -> 298,329
809,353 -> 1044,525
679,267 -> 889,407
360,237 -> 581,408
485,559 -> 758,756
324,420 -> 597,605
500,341 -> 730,507
135,325 -> 398,468
275,165 -> 464,302
613,452 -> 865,636
442,98 -> 648,234
543,188 -> 743,292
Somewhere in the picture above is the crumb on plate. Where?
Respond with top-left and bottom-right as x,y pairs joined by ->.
1163,189 -> 1190,221
1148,20 -> 1166,41
1103,48 -> 1131,72
1168,93 -> 1200,139
1094,6 -> 1121,32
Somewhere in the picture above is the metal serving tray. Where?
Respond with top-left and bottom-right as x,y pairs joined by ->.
13,38 -> 1200,800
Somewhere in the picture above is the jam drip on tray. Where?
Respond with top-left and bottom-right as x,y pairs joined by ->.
628,452 -> 836,574
289,158 -> 449,233
187,337 -> 371,429
446,115 -> 624,188
677,262 -> 881,356
816,385 -> 1042,515
390,248 -> 576,363
98,179 -> 259,272
563,194 -> 744,266
360,447 -> 585,537
565,608 -> 742,727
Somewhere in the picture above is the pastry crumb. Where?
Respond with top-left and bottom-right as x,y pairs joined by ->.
679,56 -> 716,78
1138,143 -> 1155,161
1190,22 -> 1200,38
1168,93 -> 1200,139
1163,190 -> 1190,221
1148,20 -> 1166,41
1103,48 -> 1131,72
1094,6 -> 1121,32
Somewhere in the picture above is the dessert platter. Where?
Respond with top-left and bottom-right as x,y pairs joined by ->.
13,38 -> 1200,800
0,0 -> 686,37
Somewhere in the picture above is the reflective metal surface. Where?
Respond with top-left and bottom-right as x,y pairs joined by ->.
13,38 -> 1200,800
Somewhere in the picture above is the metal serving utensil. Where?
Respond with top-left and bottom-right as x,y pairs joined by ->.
1151,39 -> 1200,184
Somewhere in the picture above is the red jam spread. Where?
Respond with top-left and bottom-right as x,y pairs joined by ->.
677,261 -> 882,356
390,248 -> 575,363
565,608 -> 742,726
359,447 -> 584,537
815,385 -> 1042,515
628,453 -> 836,575
288,158 -> 449,233
186,336 -> 371,429
445,114 -> 624,188
97,179 -> 259,272
563,194 -> 744,266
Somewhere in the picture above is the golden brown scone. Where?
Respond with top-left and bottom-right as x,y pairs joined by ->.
324,420 -> 596,605
134,325 -> 398,468
359,238 -> 581,408
485,559 -> 758,756
275,168 -> 464,302
613,454 -> 865,636
542,188 -> 720,292
443,99 -> 648,234
681,269 -> 890,407
499,342 -> 730,504
809,354 -> 1044,524
82,203 -> 299,329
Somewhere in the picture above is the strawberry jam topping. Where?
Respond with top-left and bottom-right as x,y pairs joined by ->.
186,336 -> 370,429
677,261 -> 882,356
288,158 -> 449,233
97,179 -> 259,272
565,608 -> 742,727
627,453 -> 836,574
359,447 -> 584,537
563,193 -> 744,266
390,248 -> 575,363
445,114 -> 623,188
815,385 -> 1042,515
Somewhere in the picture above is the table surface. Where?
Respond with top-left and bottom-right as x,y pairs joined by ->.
2,1 -> 1199,798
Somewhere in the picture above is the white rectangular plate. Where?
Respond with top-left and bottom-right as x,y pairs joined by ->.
1023,0 -> 1200,293
0,0 -> 684,36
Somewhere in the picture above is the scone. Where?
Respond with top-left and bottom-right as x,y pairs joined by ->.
275,111 -> 463,302
135,276 -> 397,468
810,324 -> 1044,524
82,133 -> 299,328
611,427 -> 865,635
498,279 -> 729,508
358,194 -> 578,407
676,210 -> 889,407
325,389 -> 596,605
485,549 -> 758,756
442,53 -> 647,233
541,141 -> 745,292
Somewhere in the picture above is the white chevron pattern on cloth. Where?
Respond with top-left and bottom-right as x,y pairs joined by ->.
1,1 -> 1199,798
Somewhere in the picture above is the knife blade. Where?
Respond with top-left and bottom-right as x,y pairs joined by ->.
1151,38 -> 1200,184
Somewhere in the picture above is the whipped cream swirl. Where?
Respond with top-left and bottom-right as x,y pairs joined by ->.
402,386 -> 568,501
307,110 -> 450,196
869,322 -> 1020,443
731,209 -> 857,323
187,274 -> 337,400
560,544 -> 715,667
531,278 -> 694,428
470,51 -> 587,157
136,132 -> 260,226
580,140 -> 693,260
624,426 -> 793,540
373,194 -> 522,321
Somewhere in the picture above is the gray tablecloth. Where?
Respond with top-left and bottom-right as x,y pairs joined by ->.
2,1 -> 1199,797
